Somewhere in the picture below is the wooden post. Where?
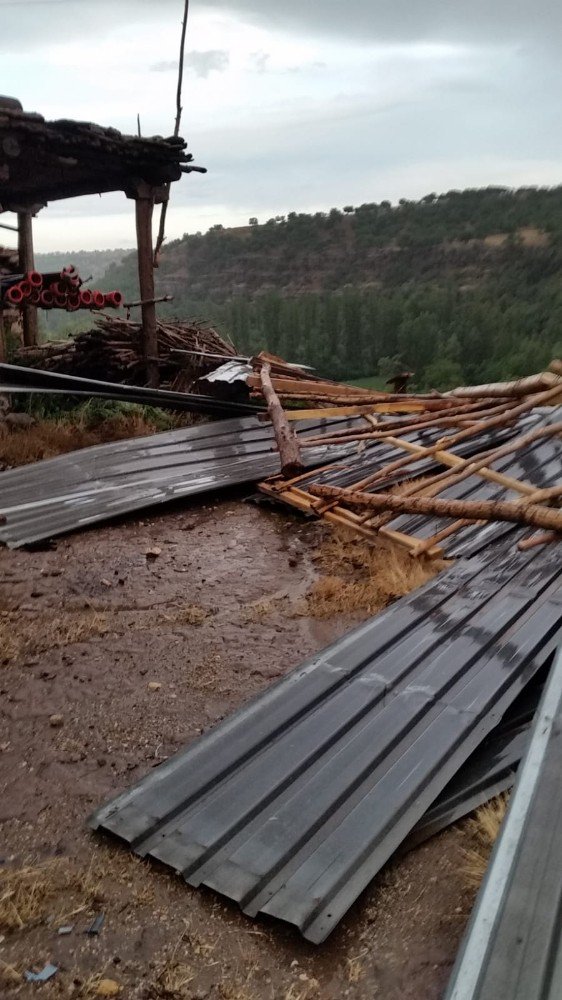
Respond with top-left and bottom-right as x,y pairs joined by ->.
134,187 -> 159,387
18,211 -> 38,347
0,302 -> 6,362
260,362 -> 304,477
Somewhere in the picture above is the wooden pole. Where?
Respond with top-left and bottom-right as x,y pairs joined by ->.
260,362 -> 304,477
0,301 -> 6,362
310,484 -> 562,534
18,211 -> 38,347
134,189 -> 159,387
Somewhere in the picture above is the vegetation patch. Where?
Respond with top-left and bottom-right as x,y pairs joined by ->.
0,400 -> 190,469
303,530 -> 447,619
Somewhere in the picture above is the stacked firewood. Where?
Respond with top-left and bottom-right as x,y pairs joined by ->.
14,315 -> 236,388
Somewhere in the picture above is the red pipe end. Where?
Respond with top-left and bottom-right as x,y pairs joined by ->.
92,290 -> 105,308
29,290 -> 41,305
27,271 -> 43,288
6,285 -> 23,305
40,290 -> 54,308
104,291 -> 124,308
54,293 -> 67,308
80,289 -> 93,307
19,280 -> 32,297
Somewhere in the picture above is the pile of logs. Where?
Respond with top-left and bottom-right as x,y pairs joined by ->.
14,314 -> 236,388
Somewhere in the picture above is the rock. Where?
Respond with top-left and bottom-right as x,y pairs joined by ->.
145,547 -> 161,559
100,579 -> 112,588
96,980 -> 121,997
147,682 -> 161,692
49,714 -> 64,727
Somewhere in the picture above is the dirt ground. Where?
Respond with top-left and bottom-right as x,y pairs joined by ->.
0,496 -> 479,1000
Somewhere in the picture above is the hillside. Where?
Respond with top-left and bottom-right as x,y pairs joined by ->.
35,248 -> 129,282
98,187 -> 562,388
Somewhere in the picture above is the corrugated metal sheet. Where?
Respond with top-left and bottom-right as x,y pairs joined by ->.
406,668 -> 545,848
200,361 -> 253,384
90,543 -> 562,943
0,414 -> 356,548
445,644 -> 562,1000
0,362 -> 263,417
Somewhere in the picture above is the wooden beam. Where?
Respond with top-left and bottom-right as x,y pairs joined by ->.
260,362 -> 304,476
134,187 -> 159,387
310,484 -> 562,534
0,301 -> 6,363
17,211 -> 38,346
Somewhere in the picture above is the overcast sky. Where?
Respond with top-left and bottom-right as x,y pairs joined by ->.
2,0 -> 562,251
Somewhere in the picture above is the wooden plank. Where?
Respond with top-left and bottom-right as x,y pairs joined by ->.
284,401 -> 426,420
383,435 -> 538,497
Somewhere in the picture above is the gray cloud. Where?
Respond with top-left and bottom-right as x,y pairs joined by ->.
3,0 -> 561,53
150,60 -> 179,72
200,0 -> 562,47
150,51 -> 229,77
187,50 -> 230,77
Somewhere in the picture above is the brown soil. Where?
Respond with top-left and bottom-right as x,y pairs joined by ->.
0,499 -> 479,999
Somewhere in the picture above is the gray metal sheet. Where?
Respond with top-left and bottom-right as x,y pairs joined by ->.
406,667 -> 545,849
0,414 -> 356,548
90,543 -> 562,943
445,644 -> 562,1000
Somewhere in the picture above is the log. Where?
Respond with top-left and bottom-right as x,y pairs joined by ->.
260,362 -> 304,477
309,485 -> 562,534
447,371 -> 562,399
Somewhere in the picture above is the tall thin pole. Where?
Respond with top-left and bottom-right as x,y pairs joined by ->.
153,0 -> 189,266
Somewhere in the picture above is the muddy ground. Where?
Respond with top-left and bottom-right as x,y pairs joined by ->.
0,495 -> 478,999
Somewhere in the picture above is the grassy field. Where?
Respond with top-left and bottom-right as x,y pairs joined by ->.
346,375 -> 387,391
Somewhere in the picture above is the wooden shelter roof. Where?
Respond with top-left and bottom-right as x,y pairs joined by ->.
0,104 -> 196,211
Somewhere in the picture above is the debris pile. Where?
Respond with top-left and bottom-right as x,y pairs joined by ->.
14,314 -> 236,387
0,342 -> 561,990
259,367 -> 562,557
0,265 -> 122,312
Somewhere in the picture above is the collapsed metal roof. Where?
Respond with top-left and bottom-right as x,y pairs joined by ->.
0,413 -> 356,548
445,644 -> 562,1000
90,542 -> 562,943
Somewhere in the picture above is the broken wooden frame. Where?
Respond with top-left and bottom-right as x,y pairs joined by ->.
259,380 -> 562,558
